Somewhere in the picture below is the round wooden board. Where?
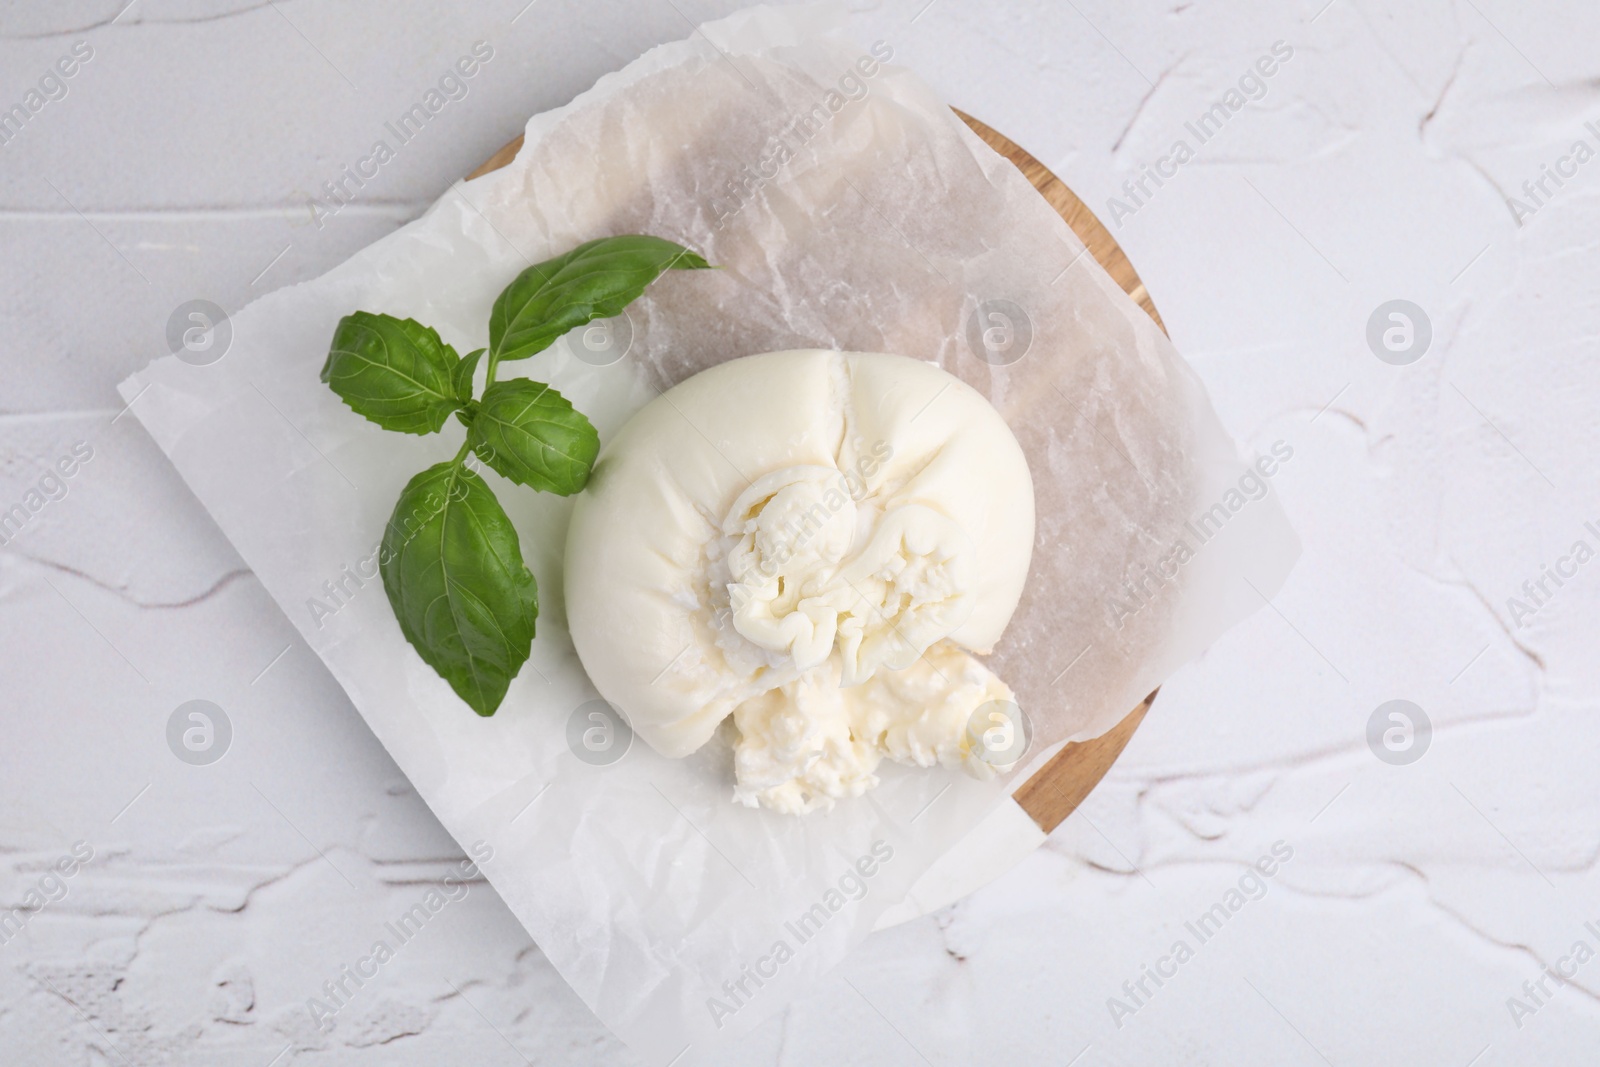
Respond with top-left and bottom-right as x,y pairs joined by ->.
468,112 -> 1161,834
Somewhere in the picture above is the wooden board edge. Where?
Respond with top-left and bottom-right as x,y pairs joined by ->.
1012,690 -> 1158,833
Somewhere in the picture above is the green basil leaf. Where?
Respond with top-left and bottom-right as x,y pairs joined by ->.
380,460 -> 539,716
468,379 -> 600,495
453,347 -> 485,402
322,312 -> 463,434
488,235 -> 711,363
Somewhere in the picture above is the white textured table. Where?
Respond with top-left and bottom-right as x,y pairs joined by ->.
3,2 -> 1597,1064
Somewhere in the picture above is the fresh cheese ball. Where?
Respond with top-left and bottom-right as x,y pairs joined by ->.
564,350 -> 1036,812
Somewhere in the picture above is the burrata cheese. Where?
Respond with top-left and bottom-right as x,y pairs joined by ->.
564,349 -> 1035,813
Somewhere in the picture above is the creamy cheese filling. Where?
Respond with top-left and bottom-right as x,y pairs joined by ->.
720,466 -> 975,683
730,642 -> 1018,815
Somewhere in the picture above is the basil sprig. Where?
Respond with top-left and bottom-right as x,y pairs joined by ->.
320,234 -> 712,715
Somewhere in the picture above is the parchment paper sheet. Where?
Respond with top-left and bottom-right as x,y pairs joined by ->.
121,6 -> 1298,1060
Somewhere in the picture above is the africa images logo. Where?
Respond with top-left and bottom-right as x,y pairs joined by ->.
705,840 -> 895,1029
1105,41 -> 1294,227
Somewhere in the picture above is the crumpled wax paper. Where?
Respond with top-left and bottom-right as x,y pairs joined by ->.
120,5 -> 1297,1061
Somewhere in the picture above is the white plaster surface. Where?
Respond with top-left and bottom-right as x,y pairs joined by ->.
2,1 -> 1597,1064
